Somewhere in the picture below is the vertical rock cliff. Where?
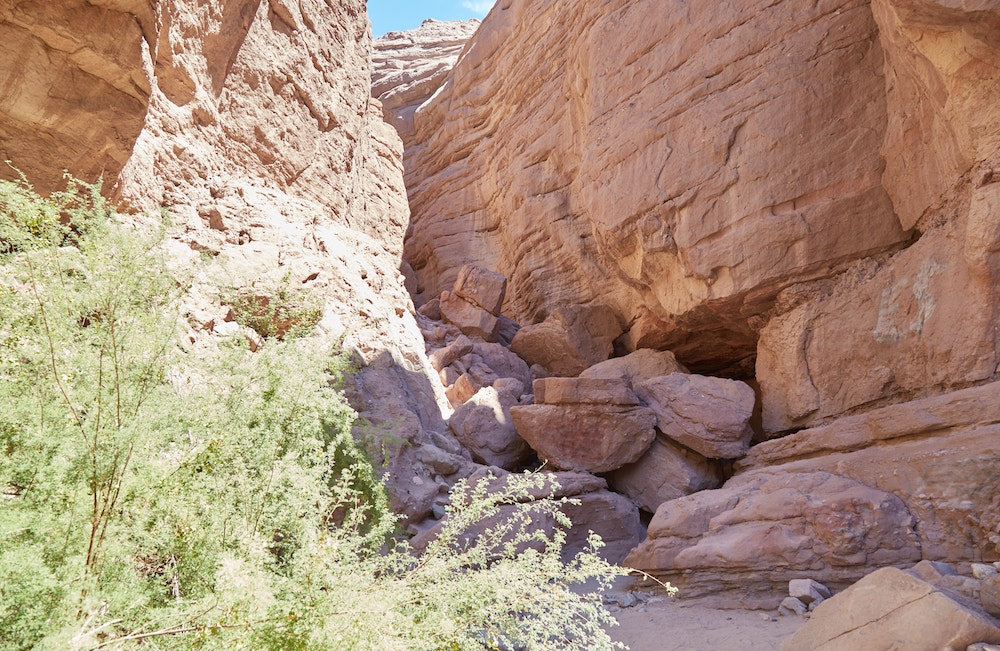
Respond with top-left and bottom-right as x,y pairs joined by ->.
390,0 -> 1000,601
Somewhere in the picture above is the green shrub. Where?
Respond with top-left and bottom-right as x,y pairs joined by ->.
0,177 -> 632,650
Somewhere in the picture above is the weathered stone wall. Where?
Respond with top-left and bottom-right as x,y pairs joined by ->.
403,0 -> 912,376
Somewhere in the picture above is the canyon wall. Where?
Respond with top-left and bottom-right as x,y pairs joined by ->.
0,0 -> 466,524
392,0 -> 1000,601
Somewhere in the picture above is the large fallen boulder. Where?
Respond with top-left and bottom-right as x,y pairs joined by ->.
510,304 -> 623,377
509,403 -> 656,474
607,434 -> 723,513
636,373 -> 756,459
580,348 -> 688,383
449,385 -> 532,469
410,471 -> 644,564
781,567 -> 1000,650
625,470 -> 922,607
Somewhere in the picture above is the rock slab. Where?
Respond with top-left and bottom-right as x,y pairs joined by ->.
781,567 -> 1000,651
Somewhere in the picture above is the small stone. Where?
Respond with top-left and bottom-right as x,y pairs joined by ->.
968,644 -> 1000,651
779,597 -> 809,617
757,612 -> 774,622
616,593 -> 639,608
789,578 -> 832,604
972,563 -> 999,580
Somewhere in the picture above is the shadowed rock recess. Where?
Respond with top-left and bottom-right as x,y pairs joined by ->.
5,0 -> 1000,637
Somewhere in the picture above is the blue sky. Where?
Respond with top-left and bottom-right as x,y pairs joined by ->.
368,0 -> 495,37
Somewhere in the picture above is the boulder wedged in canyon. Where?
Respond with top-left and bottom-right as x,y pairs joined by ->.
371,18 -> 480,144
448,385 -> 532,469
781,567 -> 1000,651
636,373 -> 756,460
510,402 -> 656,474
410,469 -> 644,564
580,348 -> 688,384
401,0 -> 910,374
509,304 -> 623,377
625,470 -> 922,608
607,435 -> 723,514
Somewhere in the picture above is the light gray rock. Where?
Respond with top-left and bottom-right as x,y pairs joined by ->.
779,596 -> 809,617
789,578 -> 832,605
974,563 -> 1000,580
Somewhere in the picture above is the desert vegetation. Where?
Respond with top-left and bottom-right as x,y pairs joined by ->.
0,177 -> 627,650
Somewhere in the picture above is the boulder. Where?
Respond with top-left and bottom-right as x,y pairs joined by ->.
636,373 -> 756,459
533,377 -> 640,406
472,341 -> 532,389
625,470 -> 922,607
736,383 -> 1000,563
410,473 -> 642,564
449,386 -> 532,468
509,404 -> 656,473
428,334 -> 474,371
789,578 -> 831,605
983,576 -> 1000,619
607,435 -> 723,513
562,490 -> 644,565
580,348 -> 688,383
439,290 -> 500,341
781,568 -> 1000,651
510,305 -> 623,377
452,264 -> 508,315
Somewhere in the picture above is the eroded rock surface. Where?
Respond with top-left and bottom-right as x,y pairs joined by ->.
371,18 -> 479,143
625,470 -> 922,607
782,567 -> 1000,651
403,0 -> 909,375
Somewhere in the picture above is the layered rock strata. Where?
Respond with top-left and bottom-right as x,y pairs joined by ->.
402,0 -> 910,377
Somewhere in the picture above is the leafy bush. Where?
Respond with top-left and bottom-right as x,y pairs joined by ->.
0,177 -> 630,650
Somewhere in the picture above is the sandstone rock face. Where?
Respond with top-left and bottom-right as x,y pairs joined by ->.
607,435 -> 723,514
781,568 -> 1000,651
625,470 -> 922,607
636,373 -> 756,460
371,19 -> 479,144
737,383 -> 1000,562
402,0 -> 909,374
510,404 -> 656,474
757,0 -> 1000,431
509,304 -> 622,377
0,0 -> 152,193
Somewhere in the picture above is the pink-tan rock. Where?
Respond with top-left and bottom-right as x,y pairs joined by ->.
509,404 -> 655,474
439,290 -> 500,342
636,373 -> 756,459
625,470 -> 922,607
607,434 -> 723,514
580,348 -> 688,384
533,377 -> 640,407
736,383 -> 1000,563
452,263 -> 507,315
402,0 -> 909,374
781,568 -> 1000,651
371,19 -> 480,144
449,386 -> 532,469
509,304 -> 623,377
